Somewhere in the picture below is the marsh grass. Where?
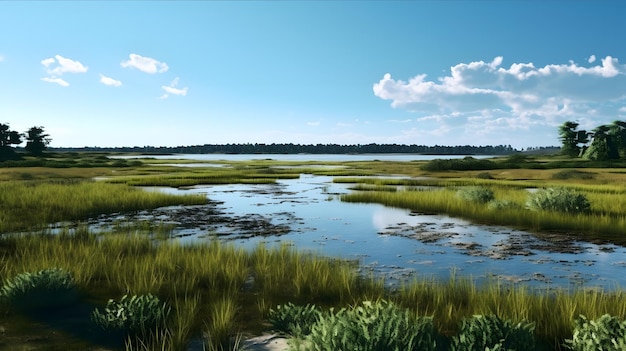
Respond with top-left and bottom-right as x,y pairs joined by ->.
0,180 -> 207,233
1,231 -> 626,350
341,185 -> 626,243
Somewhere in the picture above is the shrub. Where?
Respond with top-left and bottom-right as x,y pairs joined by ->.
487,200 -> 522,211
0,268 -> 77,310
566,314 -> 626,351
421,157 -> 498,172
551,170 -> 595,180
91,294 -> 170,339
450,315 -> 535,351
305,300 -> 438,351
268,302 -> 322,337
457,186 -> 495,204
526,187 -> 591,214
475,172 -> 494,179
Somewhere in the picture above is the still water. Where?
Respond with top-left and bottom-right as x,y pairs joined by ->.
132,174 -> 624,291
109,154 -> 626,290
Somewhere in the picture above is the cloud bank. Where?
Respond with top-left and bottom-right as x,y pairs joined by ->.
121,54 -> 169,74
373,56 -> 626,144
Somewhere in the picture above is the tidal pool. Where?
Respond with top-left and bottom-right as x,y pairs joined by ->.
96,174 -> 626,291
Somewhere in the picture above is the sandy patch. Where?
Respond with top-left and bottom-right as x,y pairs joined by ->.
241,334 -> 290,351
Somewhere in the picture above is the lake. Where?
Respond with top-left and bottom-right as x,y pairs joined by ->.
105,154 -> 626,290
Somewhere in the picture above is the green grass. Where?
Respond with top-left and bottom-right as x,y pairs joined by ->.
0,180 -> 207,233
2,231 -> 626,350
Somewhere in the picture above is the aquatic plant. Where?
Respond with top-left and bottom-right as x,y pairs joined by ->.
0,267 -> 77,310
268,302 -> 322,337
450,314 -> 536,351
303,300 -> 438,351
91,293 -> 170,339
566,314 -> 626,351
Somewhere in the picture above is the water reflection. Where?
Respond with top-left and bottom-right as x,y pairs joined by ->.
112,174 -> 625,290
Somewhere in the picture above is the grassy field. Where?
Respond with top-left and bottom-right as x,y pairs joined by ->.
2,152 -> 626,350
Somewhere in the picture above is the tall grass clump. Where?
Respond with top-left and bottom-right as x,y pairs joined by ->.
526,187 -> 591,214
303,300 -> 438,351
0,267 -> 77,311
566,314 -> 626,351
450,314 -> 536,351
204,296 -> 240,351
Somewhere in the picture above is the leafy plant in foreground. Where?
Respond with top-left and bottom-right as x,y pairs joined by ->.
0,268 -> 77,310
450,314 -> 536,351
566,314 -> 626,351
526,187 -> 591,214
269,302 -> 322,337
91,294 -> 170,339
304,300 -> 438,351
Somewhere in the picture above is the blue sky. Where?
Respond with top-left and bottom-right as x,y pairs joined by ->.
1,1 -> 625,149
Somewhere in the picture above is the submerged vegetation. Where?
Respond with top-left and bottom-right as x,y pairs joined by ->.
2,152 -> 626,349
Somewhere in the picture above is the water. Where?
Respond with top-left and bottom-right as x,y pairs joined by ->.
125,174 -> 624,291
102,154 -> 626,290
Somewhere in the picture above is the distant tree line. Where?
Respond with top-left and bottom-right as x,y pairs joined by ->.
0,123 -> 51,161
53,143 -> 518,155
559,120 -> 626,160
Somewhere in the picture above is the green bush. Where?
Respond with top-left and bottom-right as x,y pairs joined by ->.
450,315 -> 535,351
304,300 -> 438,351
526,187 -> 591,214
566,314 -> 626,351
457,186 -> 495,204
487,200 -> 522,211
475,172 -> 494,179
421,157 -> 498,172
0,268 -> 77,310
91,294 -> 170,338
551,170 -> 595,180
268,302 -> 322,337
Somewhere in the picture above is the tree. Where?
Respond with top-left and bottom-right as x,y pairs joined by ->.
558,121 -> 588,157
610,120 -> 626,159
24,126 -> 51,156
583,125 -> 620,161
0,123 -> 22,161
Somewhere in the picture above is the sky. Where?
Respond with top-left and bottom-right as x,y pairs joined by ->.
1,1 -> 625,149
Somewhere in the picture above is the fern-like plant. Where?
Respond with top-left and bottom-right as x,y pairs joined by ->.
268,302 -> 322,337
91,294 -> 170,339
305,300 -> 438,351
566,314 -> 626,351
450,315 -> 535,351
0,268 -> 77,311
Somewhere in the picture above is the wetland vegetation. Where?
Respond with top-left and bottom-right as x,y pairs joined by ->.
2,151 -> 626,350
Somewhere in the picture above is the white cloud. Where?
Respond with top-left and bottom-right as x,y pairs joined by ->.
0,55 -> 4,62
307,121 -> 321,127
374,56 -> 626,143
160,77 -> 188,98
121,54 -> 169,74
99,74 -> 122,87
588,55 -> 596,64
41,77 -> 70,87
41,55 -> 88,75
